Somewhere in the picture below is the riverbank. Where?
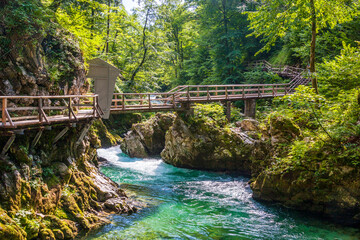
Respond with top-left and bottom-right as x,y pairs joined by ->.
88,146 -> 360,239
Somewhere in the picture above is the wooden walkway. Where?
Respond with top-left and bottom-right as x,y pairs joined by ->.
0,61 -> 310,129
0,95 -> 102,130
110,83 -> 290,113
110,61 -> 311,113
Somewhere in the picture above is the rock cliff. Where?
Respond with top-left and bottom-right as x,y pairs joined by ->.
0,124 -> 136,239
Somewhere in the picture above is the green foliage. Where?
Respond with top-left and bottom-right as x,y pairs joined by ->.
243,67 -> 283,84
191,103 -> 227,128
268,86 -> 360,174
318,43 -> 360,96
247,0 -> 359,55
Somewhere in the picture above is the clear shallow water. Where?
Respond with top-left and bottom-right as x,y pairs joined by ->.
89,147 -> 360,240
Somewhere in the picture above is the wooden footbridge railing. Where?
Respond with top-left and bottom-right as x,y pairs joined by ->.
0,95 -> 102,129
0,61 -> 311,129
110,83 -> 290,113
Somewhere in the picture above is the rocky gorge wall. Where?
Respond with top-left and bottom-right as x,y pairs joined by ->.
120,107 -> 360,227
0,123 -> 136,239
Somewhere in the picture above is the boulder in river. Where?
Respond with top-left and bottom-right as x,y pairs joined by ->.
120,113 -> 176,158
161,115 -> 270,175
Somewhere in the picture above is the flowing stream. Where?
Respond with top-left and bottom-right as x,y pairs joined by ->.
89,147 -> 360,240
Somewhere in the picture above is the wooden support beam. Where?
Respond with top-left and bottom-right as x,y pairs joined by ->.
53,127 -> 69,145
1,134 -> 15,156
244,99 -> 256,119
76,123 -> 92,146
5,109 -> 14,127
31,129 -> 44,149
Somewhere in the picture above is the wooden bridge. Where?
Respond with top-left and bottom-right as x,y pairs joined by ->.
0,61 -> 311,130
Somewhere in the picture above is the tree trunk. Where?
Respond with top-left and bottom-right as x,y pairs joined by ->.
129,8 -> 150,85
106,0 -> 111,54
309,0 -> 318,94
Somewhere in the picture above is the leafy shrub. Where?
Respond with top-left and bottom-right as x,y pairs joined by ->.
191,103 -> 227,128
243,67 -> 283,84
318,42 -> 360,96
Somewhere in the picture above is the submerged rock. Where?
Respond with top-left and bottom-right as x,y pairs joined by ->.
121,113 -> 176,158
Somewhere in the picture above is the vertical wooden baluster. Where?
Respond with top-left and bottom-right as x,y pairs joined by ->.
173,94 -> 175,108
225,86 -> 228,99
232,86 -> 235,96
273,86 -> 275,97
148,94 -> 151,109
114,94 -> 118,108
39,98 -> 43,123
122,94 -> 125,110
258,86 -> 260,97
69,97 -> 72,119
215,86 -> 218,96
207,87 -> 210,100
2,98 -> 7,126
197,87 -> 199,97
242,87 -> 245,99
187,86 -> 190,101
91,96 -> 96,117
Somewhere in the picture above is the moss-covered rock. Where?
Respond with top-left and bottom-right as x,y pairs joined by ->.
251,165 -> 360,226
0,208 -> 27,239
0,123 -> 137,239
121,113 -> 176,158
90,120 -> 121,148
161,115 -> 270,175
268,114 -> 302,144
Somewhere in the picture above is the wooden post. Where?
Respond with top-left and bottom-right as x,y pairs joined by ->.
225,86 -> 228,99
187,86 -> 190,101
172,94 -> 175,108
2,98 -> 7,126
114,94 -> 118,108
207,87 -> 210,100
197,87 -> 199,97
244,99 -> 256,119
148,94 -> 151,109
92,96 -> 96,117
272,85 -> 275,96
39,98 -> 43,123
242,87 -> 245,99
232,86 -> 235,96
69,97 -> 72,119
122,94 -> 125,110
258,86 -> 260,97
215,86 -> 218,96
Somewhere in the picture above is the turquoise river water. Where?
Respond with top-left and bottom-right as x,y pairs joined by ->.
89,147 -> 360,240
